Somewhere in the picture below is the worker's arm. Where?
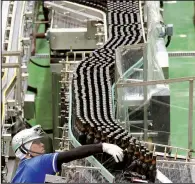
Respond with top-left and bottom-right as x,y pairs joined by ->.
56,143 -> 124,171
56,143 -> 102,170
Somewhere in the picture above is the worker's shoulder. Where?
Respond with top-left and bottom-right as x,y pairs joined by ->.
23,153 -> 55,165
34,153 -> 56,160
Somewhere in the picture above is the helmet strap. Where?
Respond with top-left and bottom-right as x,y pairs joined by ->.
20,142 -> 43,158
19,145 -> 34,158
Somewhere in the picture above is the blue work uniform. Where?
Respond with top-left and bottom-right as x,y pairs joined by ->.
11,153 -> 59,183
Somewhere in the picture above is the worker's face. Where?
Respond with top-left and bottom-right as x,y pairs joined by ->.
30,139 -> 45,156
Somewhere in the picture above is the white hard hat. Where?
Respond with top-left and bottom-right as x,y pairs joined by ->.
12,125 -> 44,155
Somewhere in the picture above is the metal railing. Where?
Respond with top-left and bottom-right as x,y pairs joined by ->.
116,76 -> 195,155
2,51 -> 22,105
1,1 -> 33,125
1,1 -> 24,122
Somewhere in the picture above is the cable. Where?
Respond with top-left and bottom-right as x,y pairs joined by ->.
27,85 -> 38,94
29,59 -> 50,68
165,36 -> 171,47
150,98 -> 195,112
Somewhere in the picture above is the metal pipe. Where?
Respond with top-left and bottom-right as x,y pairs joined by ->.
131,132 -> 158,137
139,140 -> 190,151
2,63 -> 20,68
44,1 -> 101,21
126,79 -> 143,82
117,76 -> 195,87
2,51 -> 21,56
143,45 -> 148,141
35,33 -> 46,39
157,160 -> 195,165
59,61 -> 81,64
156,151 -> 190,160
188,79 -> 194,155
62,165 -> 101,170
127,120 -> 153,125
17,54 -> 22,106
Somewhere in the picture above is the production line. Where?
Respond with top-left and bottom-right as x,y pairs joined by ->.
1,0 -> 195,183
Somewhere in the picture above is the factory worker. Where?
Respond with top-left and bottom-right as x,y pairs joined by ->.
11,125 -> 124,183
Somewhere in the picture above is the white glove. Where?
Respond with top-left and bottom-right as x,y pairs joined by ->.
102,143 -> 124,163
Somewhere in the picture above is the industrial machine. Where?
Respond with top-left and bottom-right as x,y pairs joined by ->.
1,0 -> 195,183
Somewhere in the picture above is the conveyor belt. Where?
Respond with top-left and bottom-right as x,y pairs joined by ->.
57,0 -> 195,183
60,0 -> 153,182
2,1 -> 24,124
71,0 -> 143,127
1,1 -> 34,124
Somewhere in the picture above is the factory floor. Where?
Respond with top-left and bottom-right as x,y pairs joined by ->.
163,1 -> 195,155
26,1 -> 195,155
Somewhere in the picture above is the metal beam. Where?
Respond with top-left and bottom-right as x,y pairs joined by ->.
44,1 -> 101,21
156,169 -> 173,183
2,51 -> 21,56
117,76 -> 195,154
62,164 -> 101,170
116,76 -> 195,87
2,63 -> 20,68
2,53 -> 22,105
130,132 -> 158,137
157,160 -> 195,165
17,54 -> 22,106
139,140 -> 190,152
127,120 -> 153,125
188,80 -> 194,154
143,44 -> 148,141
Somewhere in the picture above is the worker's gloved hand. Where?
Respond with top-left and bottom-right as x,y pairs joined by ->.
102,143 -> 124,163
